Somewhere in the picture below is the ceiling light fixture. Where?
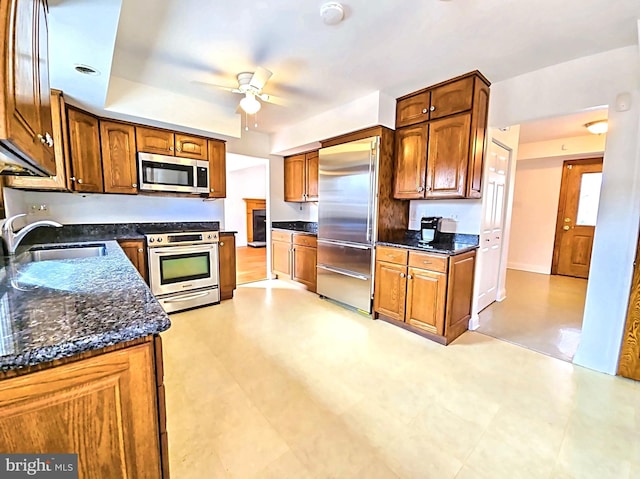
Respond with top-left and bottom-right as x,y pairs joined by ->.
74,64 -> 100,75
320,2 -> 344,25
585,119 -> 608,135
239,92 -> 261,114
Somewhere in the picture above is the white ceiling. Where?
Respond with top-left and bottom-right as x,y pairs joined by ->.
518,107 -> 609,143
47,0 -> 640,139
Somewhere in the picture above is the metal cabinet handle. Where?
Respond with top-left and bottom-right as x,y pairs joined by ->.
423,260 -> 432,264
169,146 -> 174,151
417,186 -> 425,192
422,108 -> 428,114
425,186 -> 431,191
44,132 -> 53,147
132,183 -> 137,188
400,272 -> 406,278
70,176 -> 76,182
77,179 -> 83,184
176,147 -> 182,152
407,274 -> 413,279
430,105 -> 436,112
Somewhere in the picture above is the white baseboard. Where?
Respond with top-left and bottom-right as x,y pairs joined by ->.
468,313 -> 480,331
506,262 -> 550,275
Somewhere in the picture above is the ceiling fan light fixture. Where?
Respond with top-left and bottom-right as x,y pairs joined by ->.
240,93 -> 261,114
585,119 -> 608,135
320,2 -> 344,25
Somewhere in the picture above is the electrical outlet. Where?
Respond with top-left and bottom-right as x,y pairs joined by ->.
28,204 -> 50,218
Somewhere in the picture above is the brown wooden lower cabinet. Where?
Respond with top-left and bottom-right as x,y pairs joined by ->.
219,232 -> 237,300
0,336 -> 168,478
373,245 -> 476,344
271,230 -> 317,291
118,239 -> 148,283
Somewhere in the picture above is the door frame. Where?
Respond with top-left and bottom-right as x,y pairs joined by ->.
618,231 -> 640,380
550,157 -> 603,275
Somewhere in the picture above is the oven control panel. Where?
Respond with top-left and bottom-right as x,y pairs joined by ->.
146,231 -> 219,247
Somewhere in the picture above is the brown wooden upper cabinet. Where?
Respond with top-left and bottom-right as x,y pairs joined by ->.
5,90 -> 72,191
67,107 -> 104,193
208,139 -> 226,198
394,71 -> 490,200
0,0 -> 56,176
284,150 -> 318,202
136,126 -> 208,161
100,121 -> 138,194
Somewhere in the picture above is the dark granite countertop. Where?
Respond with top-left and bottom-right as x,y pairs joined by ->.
377,231 -> 479,255
0,240 -> 171,372
272,221 -> 318,234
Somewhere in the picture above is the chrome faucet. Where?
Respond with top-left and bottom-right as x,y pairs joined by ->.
1,214 -> 63,255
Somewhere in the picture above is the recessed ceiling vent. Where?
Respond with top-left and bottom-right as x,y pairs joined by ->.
74,64 -> 100,76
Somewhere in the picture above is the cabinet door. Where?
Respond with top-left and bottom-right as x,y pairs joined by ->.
219,233 -> 237,300
467,81 -> 490,198
405,267 -> 447,335
429,76 -> 474,120
284,154 -> 305,202
5,89 -> 70,190
1,0 -> 55,175
0,343 -> 162,478
396,91 -> 430,128
67,107 -> 104,192
373,261 -> 407,321
305,151 -> 319,201
118,239 -> 147,283
136,127 -> 175,155
292,244 -> 317,292
208,140 -> 226,198
394,123 -> 428,199
175,134 -> 207,160
425,113 -> 471,198
272,240 -> 291,278
101,121 -> 138,194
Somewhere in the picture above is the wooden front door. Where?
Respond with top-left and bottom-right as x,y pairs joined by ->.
619,233 -> 640,380
552,158 -> 603,278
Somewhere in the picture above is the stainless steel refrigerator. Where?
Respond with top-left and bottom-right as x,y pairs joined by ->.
317,136 -> 379,313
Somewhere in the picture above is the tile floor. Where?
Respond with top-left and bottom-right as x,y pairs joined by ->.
161,280 -> 639,479
478,269 -> 587,362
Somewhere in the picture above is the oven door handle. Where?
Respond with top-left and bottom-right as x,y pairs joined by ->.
149,244 -> 217,255
162,290 -> 213,303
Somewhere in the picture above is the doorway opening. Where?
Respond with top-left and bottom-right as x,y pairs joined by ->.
224,154 -> 269,285
476,108 -> 607,362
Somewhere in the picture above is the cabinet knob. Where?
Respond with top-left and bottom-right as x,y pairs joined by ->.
132,183 -> 138,188
417,186 -> 425,192
210,188 -> 215,192
137,248 -> 143,252
176,147 -> 182,152
220,242 -> 224,246
70,176 -> 76,182
77,178 -> 83,184
422,108 -> 428,114
430,105 -> 436,112
169,146 -> 174,151
400,272 -> 406,278
425,186 -> 431,191
44,132 -> 54,147
407,274 -> 413,279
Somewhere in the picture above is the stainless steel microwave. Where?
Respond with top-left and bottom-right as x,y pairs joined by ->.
138,152 -> 209,194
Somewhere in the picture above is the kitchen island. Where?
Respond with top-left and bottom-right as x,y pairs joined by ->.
0,240 -> 171,478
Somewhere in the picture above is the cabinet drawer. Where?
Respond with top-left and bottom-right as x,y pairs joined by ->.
430,76 -> 474,119
408,251 -> 448,273
293,234 -> 317,248
376,246 -> 408,265
272,230 -> 293,243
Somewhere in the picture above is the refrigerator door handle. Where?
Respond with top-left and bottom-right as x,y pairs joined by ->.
317,264 -> 369,281
317,239 -> 371,250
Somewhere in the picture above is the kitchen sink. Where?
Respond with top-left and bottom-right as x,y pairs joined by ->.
28,243 -> 107,262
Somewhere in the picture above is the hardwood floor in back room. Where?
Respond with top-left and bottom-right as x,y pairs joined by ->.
236,246 -> 267,285
160,280 -> 640,479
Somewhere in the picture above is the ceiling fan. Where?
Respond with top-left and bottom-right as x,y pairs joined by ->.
195,67 -> 281,114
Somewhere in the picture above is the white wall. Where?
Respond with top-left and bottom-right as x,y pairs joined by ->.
518,134 -> 606,160
489,44 -> 640,375
3,188 -> 224,225
409,200 -> 482,234
224,165 -> 267,247
507,157 -> 564,273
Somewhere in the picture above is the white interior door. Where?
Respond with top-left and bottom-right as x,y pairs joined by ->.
477,140 -> 510,312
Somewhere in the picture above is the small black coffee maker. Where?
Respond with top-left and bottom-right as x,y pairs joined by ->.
420,216 -> 442,244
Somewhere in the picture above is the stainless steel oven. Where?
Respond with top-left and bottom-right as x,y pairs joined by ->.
146,230 -> 220,313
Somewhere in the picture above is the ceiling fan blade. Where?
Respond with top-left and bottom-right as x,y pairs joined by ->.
249,67 -> 273,90
191,80 -> 238,92
260,93 -> 287,106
